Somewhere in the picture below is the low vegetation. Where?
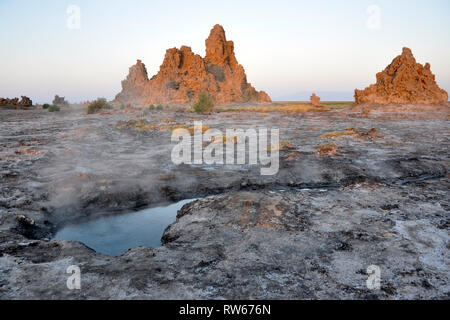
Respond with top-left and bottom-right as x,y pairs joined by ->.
42,104 -> 50,109
317,143 -> 338,156
145,104 -> 170,111
48,105 -> 60,112
194,92 -> 215,114
320,101 -> 354,109
115,119 -> 214,135
268,141 -> 294,151
320,127 -> 359,139
87,98 -> 112,114
320,127 -> 380,140
116,119 -> 158,132
217,102 -> 329,114
171,124 -> 211,136
212,135 -> 242,144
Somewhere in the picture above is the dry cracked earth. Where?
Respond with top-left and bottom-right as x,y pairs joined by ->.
0,103 -> 449,299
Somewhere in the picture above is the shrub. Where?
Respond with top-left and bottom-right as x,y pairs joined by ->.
48,105 -> 60,112
42,103 -> 50,109
320,128 -> 359,139
156,105 -> 163,111
87,98 -> 111,114
193,92 -> 214,114
149,104 -> 155,111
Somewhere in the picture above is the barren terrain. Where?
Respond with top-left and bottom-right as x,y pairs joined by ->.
0,103 -> 449,299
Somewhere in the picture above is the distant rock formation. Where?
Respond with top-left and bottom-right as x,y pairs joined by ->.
114,24 -> 271,106
52,95 -> 69,107
355,47 -> 448,104
310,93 -> 321,106
0,96 -> 33,109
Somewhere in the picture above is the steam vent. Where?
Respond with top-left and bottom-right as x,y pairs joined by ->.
355,47 -> 448,104
114,24 -> 271,106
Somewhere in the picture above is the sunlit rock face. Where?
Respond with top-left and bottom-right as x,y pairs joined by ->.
355,47 -> 448,104
114,24 -> 271,107
310,93 -> 321,106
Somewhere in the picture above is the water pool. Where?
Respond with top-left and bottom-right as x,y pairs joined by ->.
52,199 -> 196,256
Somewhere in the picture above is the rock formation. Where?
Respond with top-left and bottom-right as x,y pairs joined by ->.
355,47 -> 448,104
0,96 -> 33,109
310,93 -> 321,106
52,95 -> 69,107
114,25 -> 271,106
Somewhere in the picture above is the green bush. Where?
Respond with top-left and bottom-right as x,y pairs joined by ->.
42,103 -> 50,109
149,104 -> 155,111
87,98 -> 111,114
193,92 -> 214,114
156,105 -> 163,111
48,105 -> 60,112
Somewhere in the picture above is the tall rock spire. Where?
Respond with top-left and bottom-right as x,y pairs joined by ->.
205,24 -> 237,67
114,25 -> 271,106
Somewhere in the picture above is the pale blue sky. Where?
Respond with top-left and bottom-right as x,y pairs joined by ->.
1,0 -> 449,103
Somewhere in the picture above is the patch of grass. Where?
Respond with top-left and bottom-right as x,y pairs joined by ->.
179,108 -> 195,113
357,128 -> 380,140
212,135 -> 242,144
48,105 -> 60,112
268,141 -> 294,151
279,141 -> 294,150
320,127 -> 359,139
317,143 -> 338,156
320,101 -> 354,109
284,151 -> 301,160
171,124 -> 211,136
87,98 -> 112,114
193,92 -> 214,114
217,102 -> 329,114
116,118 -> 191,133
115,119 -> 157,132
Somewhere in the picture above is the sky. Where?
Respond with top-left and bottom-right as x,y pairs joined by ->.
0,0 -> 449,103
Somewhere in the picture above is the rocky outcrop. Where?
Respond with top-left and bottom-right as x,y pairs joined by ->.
114,25 -> 271,106
0,96 -> 32,109
355,47 -> 448,104
52,95 -> 69,107
310,93 -> 321,106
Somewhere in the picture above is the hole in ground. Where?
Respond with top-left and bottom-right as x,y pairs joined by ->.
51,198 -> 197,256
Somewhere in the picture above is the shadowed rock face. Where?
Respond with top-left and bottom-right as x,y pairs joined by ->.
355,47 -> 448,104
114,25 -> 271,106
0,96 -> 32,109
52,95 -> 69,107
